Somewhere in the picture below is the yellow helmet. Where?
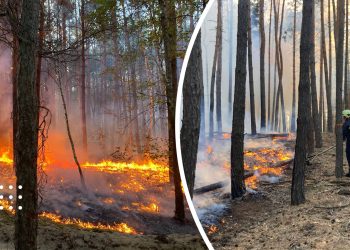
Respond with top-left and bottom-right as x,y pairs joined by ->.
342,110 -> 350,118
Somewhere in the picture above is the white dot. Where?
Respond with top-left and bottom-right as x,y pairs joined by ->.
18,185 -> 22,190
18,195 -> 22,199
9,185 -> 13,190
9,206 -> 12,210
0,185 -> 3,190
18,206 -> 22,210
0,206 -> 3,210
9,195 -> 13,200
0,195 -> 3,199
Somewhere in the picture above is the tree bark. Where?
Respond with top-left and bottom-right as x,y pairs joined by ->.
327,0 -> 334,132
344,0 -> 349,108
291,0 -> 297,132
159,0 -> 185,221
248,4 -> 257,135
268,0 -> 272,128
231,0 -> 249,199
259,0 -> 266,131
228,0 -> 234,105
291,0 -> 313,205
121,0 -> 142,154
14,0 -> 40,248
181,31 -> 203,198
209,1 -> 221,140
335,0 -> 345,178
216,0 -> 223,133
310,1 -> 322,148
81,0 -> 88,153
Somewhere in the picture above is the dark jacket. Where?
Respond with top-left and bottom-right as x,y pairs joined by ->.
343,119 -> 350,150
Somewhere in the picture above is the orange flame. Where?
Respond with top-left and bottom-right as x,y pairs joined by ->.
40,212 -> 138,234
0,151 -> 13,165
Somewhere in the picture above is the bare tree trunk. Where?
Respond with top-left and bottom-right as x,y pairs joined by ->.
320,0 -> 332,132
181,31 -> 203,198
344,0 -> 349,108
216,0 -> 223,133
228,0 -> 234,105
291,0 -> 297,132
209,1 -> 221,140
121,0 -> 142,154
55,65 -> 87,190
335,0 -> 345,178
273,0 -> 286,132
81,0 -> 88,154
291,0 -> 313,205
268,0 -> 272,128
320,37 -> 325,132
231,0 -> 249,199
327,0 -> 334,132
14,0 -> 40,248
36,0 -> 45,106
332,0 -> 338,52
310,1 -> 322,148
259,0 -> 266,131
159,0 -> 185,221
248,4 -> 257,135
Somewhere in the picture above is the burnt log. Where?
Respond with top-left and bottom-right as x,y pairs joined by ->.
193,172 -> 255,195
270,159 -> 294,168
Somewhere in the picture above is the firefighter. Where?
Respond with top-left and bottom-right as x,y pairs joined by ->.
343,110 -> 350,177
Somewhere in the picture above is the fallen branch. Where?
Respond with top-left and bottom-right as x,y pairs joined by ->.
270,159 -> 294,168
194,172 -> 254,195
51,62 -> 87,191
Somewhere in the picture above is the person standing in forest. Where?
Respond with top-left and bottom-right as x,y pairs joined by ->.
342,110 -> 350,177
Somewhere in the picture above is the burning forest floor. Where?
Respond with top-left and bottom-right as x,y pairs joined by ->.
205,133 -> 350,249
0,211 -> 205,249
0,147 -> 205,249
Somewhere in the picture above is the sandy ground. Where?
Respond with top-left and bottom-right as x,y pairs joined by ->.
0,212 -> 206,249
210,133 -> 350,250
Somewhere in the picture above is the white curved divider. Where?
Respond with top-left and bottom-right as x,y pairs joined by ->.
175,1 -> 216,249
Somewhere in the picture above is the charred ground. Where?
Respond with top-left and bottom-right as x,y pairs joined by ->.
209,133 -> 350,249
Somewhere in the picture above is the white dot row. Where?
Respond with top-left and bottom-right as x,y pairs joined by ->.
0,185 -> 22,190
0,195 -> 22,200
0,206 -> 22,210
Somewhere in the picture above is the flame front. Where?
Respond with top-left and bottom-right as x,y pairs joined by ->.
40,212 -> 138,234
0,151 -> 13,165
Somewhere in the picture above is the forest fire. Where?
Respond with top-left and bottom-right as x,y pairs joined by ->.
40,212 -> 138,234
0,147 -> 173,234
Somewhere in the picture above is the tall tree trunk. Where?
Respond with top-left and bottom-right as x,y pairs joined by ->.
273,0 -> 286,132
335,0 -> 345,178
321,0 -> 331,134
320,36 -> 325,132
291,0 -> 297,132
248,4 -> 257,135
36,0 -> 45,106
228,0 -> 234,105
209,1 -> 221,140
231,0 -> 249,199
268,0 -> 272,128
159,0 -> 185,221
344,0 -> 349,108
310,1 -> 322,148
14,0 -> 40,248
327,0 -> 334,132
181,31 -> 203,198
121,0 -> 142,154
80,0 -> 88,153
216,0 -> 223,133
291,0 -> 313,205
259,0 -> 266,131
